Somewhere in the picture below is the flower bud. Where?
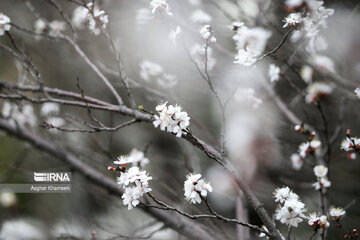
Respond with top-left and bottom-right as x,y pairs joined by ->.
107,166 -> 116,171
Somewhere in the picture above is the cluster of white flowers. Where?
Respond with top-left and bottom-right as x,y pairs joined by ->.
41,103 -> 65,132
139,60 -> 177,88
289,1 -> 334,54
268,64 -> 280,83
0,13 -> 11,36
199,25 -> 216,44
312,165 -> 331,190
308,213 -> 330,229
341,136 -> 360,152
116,164 -> 152,210
190,44 -> 216,70
150,0 -> 173,17
2,101 -> 37,128
153,102 -> 190,137
72,3 -> 108,35
234,88 -> 263,108
87,3 -> 109,35
231,22 -> 271,67
184,173 -> 212,204
329,207 -> 346,221
168,26 -> 182,45
305,82 -> 334,104
274,187 -> 307,227
290,153 -> 303,170
298,139 -> 321,158
71,6 -> 88,29
190,9 -> 212,24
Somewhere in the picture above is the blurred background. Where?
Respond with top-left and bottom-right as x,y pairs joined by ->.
0,0 -> 360,239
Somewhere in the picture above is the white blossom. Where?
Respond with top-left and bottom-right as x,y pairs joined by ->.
298,140 -> 321,158
45,117 -> 65,129
184,173 -> 213,204
122,187 -> 141,210
285,0 -> 304,8
150,0 -> 173,16
305,82 -> 334,104
311,55 -> 336,73
190,9 -> 212,24
87,4 -> 108,35
234,49 -> 258,67
200,25 -> 217,45
283,12 -> 303,28
273,187 -> 299,203
313,165 -> 328,178
2,101 -> 37,128
117,166 -> 152,210
308,213 -> 330,228
0,13 -> 11,36
34,19 -> 46,35
127,149 -> 150,168
269,64 -> 280,82
232,26 -> 272,56
312,177 -> 331,190
49,20 -> 66,36
228,21 -> 244,31
300,65 -> 313,83
355,88 -> 360,99
153,102 -> 190,137
291,153 -> 303,170
341,137 -> 360,152
275,197 -> 306,227
139,60 -> 164,81
114,155 -> 133,166
330,207 -> 346,220
41,103 -> 60,116
72,6 -> 88,29
169,26 -> 182,45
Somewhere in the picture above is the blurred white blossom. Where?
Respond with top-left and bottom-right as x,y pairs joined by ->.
190,9 -> 212,24
234,88 -> 263,108
41,103 -> 60,116
49,20 -> 66,36
291,153 -> 303,170
169,26 -> 182,45
0,192 -> 16,208
72,6 -> 88,29
268,64 -> 280,82
305,82 -> 334,103
150,0 -> 173,16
